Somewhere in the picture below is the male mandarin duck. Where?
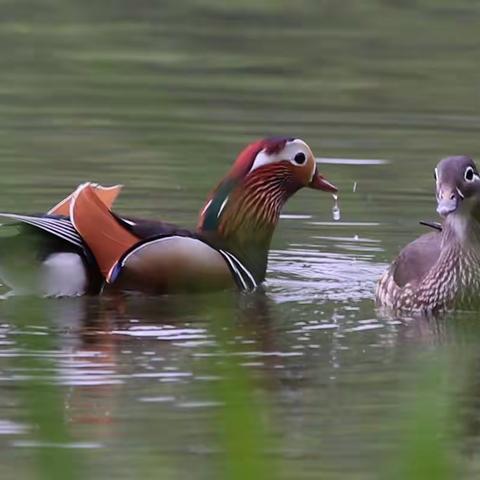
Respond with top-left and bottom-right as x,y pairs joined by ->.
376,155 -> 480,313
0,137 -> 337,297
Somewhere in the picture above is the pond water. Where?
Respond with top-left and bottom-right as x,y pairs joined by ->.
1,1 -> 480,478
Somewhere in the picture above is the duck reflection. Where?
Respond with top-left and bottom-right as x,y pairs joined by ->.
40,291 -> 480,442
47,292 -> 279,430
10,290 -> 480,463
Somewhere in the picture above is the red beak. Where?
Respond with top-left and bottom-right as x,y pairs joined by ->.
309,168 -> 337,193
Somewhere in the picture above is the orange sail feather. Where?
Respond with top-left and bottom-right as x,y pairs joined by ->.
70,183 -> 139,279
48,184 -> 123,216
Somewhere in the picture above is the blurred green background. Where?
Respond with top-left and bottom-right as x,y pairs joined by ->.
0,0 -> 480,479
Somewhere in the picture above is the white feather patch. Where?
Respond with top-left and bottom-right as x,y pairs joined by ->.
41,253 -> 87,297
248,139 -> 314,179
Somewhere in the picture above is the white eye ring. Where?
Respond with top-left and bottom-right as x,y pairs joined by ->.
465,166 -> 476,182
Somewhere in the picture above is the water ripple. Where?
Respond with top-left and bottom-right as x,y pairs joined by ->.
112,325 -> 208,342
268,247 -> 385,304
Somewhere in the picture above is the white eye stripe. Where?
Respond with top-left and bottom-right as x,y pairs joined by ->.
249,139 -> 311,173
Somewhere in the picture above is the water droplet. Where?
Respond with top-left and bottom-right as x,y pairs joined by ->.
353,181 -> 357,193
332,194 -> 341,221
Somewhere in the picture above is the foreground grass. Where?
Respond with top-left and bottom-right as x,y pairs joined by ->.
387,352 -> 461,480
7,298 -> 81,480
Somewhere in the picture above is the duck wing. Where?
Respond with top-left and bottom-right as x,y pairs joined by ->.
112,215 -> 192,239
0,215 -> 103,295
0,182 -> 125,249
390,231 -> 442,289
376,230 -> 443,309
0,213 -> 83,248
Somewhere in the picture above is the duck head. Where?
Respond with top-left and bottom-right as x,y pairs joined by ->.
224,137 -> 337,194
435,156 -> 480,220
197,137 -> 337,282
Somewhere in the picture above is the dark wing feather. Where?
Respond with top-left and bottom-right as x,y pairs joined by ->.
391,231 -> 442,288
0,214 -> 103,293
0,213 -> 83,247
115,215 -> 194,239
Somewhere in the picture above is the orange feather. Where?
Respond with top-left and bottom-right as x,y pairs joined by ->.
48,184 -> 123,216
70,183 -> 139,278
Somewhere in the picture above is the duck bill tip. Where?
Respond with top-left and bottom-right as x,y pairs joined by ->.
436,198 -> 458,217
309,171 -> 337,193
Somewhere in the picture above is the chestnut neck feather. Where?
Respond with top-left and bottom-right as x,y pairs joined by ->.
198,164 -> 300,283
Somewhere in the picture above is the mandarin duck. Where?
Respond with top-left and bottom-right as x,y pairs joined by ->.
0,138 -> 336,296
376,155 -> 480,313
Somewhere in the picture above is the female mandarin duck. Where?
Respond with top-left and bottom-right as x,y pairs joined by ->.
376,155 -> 480,313
0,137 -> 336,296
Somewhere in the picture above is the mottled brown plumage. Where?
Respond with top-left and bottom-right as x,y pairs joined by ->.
376,155 -> 480,313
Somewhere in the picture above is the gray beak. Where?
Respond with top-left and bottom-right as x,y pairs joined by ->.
436,188 -> 460,217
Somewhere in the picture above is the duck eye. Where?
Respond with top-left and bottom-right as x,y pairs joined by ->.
465,166 -> 475,182
294,152 -> 306,165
